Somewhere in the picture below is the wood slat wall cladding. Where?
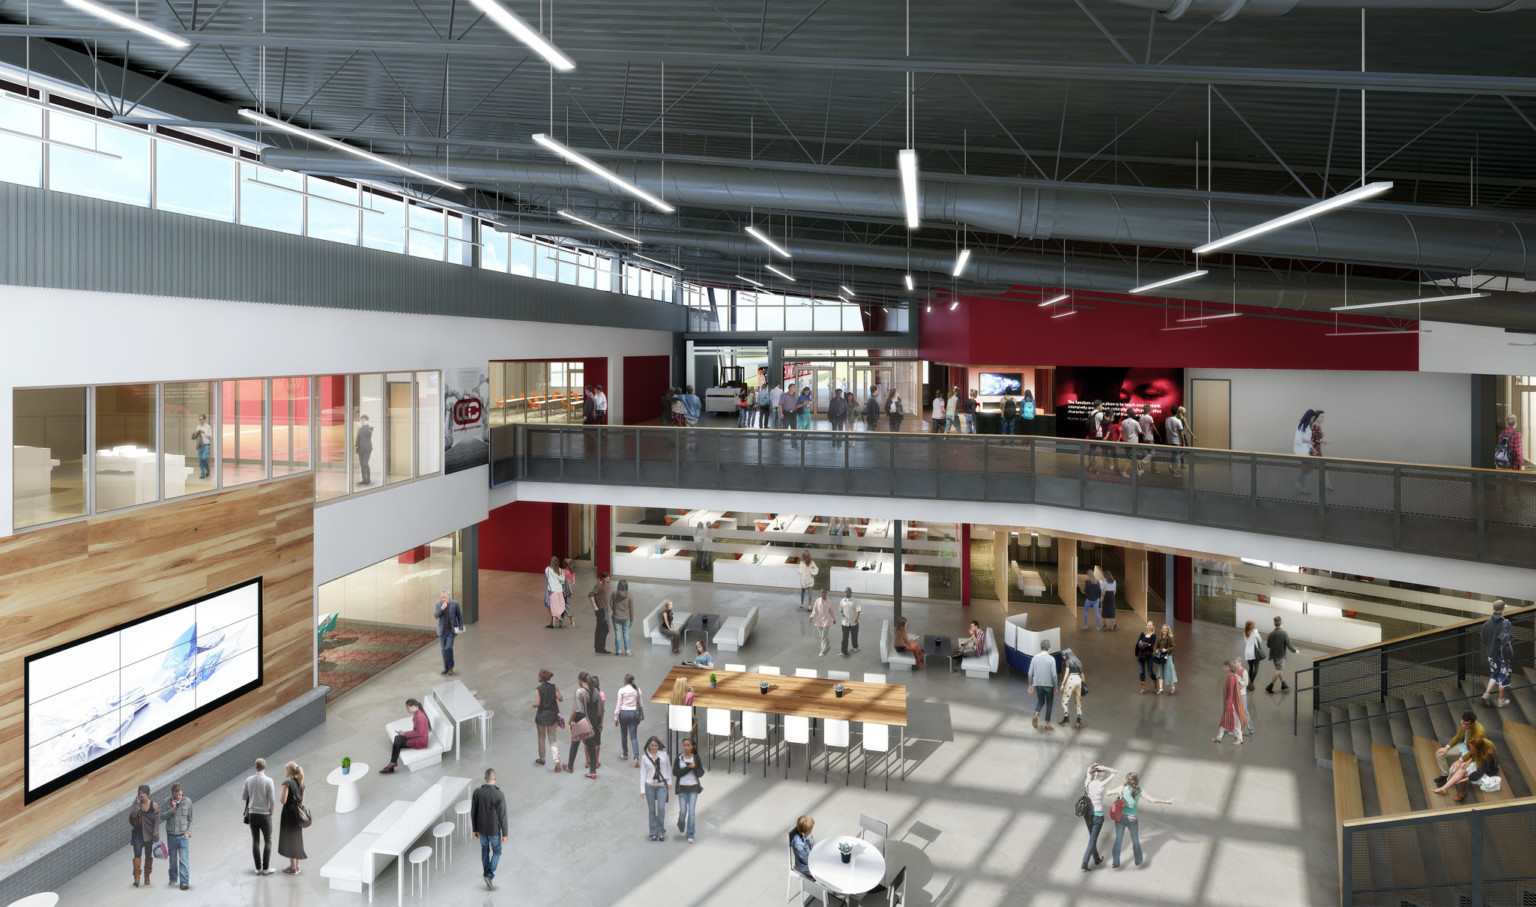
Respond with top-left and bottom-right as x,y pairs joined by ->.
0,476 -> 314,864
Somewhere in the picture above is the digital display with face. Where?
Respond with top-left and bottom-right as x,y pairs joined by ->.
25,579 -> 262,802
1053,367 -> 1185,438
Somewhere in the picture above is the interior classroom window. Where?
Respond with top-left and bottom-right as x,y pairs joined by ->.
385,372 -> 415,484
163,381 -> 215,499
315,375 -> 349,501
92,384 -> 159,513
12,387 -> 87,529
416,371 -> 442,476
271,377 -> 313,478
221,378 -> 268,488
48,109 -> 150,207
0,94 -> 44,188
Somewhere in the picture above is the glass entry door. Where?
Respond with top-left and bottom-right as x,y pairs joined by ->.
853,367 -> 894,408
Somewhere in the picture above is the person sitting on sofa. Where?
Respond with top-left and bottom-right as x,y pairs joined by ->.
379,699 -> 429,774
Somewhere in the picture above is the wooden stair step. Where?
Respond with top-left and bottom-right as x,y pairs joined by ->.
1333,751 -> 1373,896
1371,744 -> 1413,817
1385,698 -> 1415,753
1410,736 -> 1474,882
1402,692 -> 1437,741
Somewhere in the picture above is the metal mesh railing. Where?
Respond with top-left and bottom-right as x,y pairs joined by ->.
493,424 -> 1536,569
1342,797 -> 1536,906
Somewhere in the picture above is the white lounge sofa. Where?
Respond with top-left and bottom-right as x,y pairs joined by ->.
715,607 -> 759,652
642,600 -> 693,647
879,619 -> 916,672
960,628 -> 1000,679
384,696 -> 453,771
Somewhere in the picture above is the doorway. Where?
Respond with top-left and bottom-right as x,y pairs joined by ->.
1190,379 -> 1231,450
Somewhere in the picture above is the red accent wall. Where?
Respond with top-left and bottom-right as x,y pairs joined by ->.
1173,556 -> 1194,624
624,354 -> 671,424
922,287 -> 1418,371
959,523 -> 971,607
479,500 -> 555,573
595,505 -> 612,575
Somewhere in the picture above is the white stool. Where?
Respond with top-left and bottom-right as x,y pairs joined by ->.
863,672 -> 887,684
824,719 -> 851,786
432,821 -> 454,871
742,711 -> 771,777
479,709 -> 494,741
454,800 -> 472,840
408,846 -> 432,896
826,670 -> 851,681
783,715 -> 812,782
863,723 -> 893,790
794,668 -> 818,678
724,663 -> 747,672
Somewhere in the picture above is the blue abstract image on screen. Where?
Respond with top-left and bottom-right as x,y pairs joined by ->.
26,579 -> 261,800
979,373 -> 1023,396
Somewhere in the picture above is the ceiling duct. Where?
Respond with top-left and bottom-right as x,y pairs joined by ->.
1107,0 -> 1536,19
261,149 -> 1536,279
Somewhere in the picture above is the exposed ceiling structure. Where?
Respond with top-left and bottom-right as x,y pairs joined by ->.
4,0 -> 1536,328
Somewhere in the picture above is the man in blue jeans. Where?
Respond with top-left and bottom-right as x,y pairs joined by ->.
435,588 -> 464,676
163,782 -> 193,890
1081,763 -> 1116,871
471,768 -> 508,890
1027,640 -> 1059,731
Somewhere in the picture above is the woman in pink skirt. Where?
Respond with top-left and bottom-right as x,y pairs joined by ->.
1212,660 -> 1248,745
545,556 -> 566,629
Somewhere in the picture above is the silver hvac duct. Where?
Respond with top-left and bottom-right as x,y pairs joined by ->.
1106,0 -> 1536,20
261,149 -> 1536,279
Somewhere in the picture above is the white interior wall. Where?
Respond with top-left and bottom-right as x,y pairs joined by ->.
1420,321 -> 1536,376
1186,368 -> 1472,466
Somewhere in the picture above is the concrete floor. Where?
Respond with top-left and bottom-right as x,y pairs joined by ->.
52,569 -> 1339,907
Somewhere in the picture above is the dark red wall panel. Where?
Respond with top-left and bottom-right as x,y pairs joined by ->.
624,354 -> 671,424
479,500 -> 554,573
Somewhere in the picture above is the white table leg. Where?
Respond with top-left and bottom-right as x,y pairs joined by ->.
336,781 -> 360,814
397,858 -> 404,907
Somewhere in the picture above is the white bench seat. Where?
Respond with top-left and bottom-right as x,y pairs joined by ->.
715,607 -> 759,651
641,600 -> 693,647
383,698 -> 453,771
879,619 -> 916,672
320,800 -> 412,893
960,628 -> 1000,679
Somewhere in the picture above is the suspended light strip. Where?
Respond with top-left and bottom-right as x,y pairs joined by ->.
1160,324 -> 1208,332
1330,291 -> 1489,312
1176,311 -> 1244,323
1193,181 -> 1393,255
1325,329 -> 1423,337
1037,293 -> 1070,308
238,109 -> 465,190
904,274 -> 914,291
1129,269 -> 1209,295
464,0 -> 576,71
558,210 -> 642,244
840,285 -> 857,297
1050,308 -> 1077,319
952,248 -> 971,277
837,296 -> 852,304
62,0 -> 190,47
765,264 -> 797,282
949,300 -> 959,310
897,148 -> 920,229
531,133 -> 674,213
633,254 -> 682,271
745,225 -> 792,258
735,275 -> 765,287
0,126 -> 121,159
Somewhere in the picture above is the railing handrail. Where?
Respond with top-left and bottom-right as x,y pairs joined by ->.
1317,603 -> 1536,665
1343,793 -> 1536,830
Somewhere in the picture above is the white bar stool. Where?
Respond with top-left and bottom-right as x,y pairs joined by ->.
826,670 -> 851,681
862,723 -> 892,790
454,800 -> 472,841
863,672 -> 887,684
431,821 -> 454,871
668,704 -> 694,754
794,668 -> 818,678
408,845 -> 432,896
724,663 -> 747,672
756,666 -> 781,675
742,711 -> 771,777
823,719 -> 850,786
783,715 -> 812,781
706,707 -> 737,772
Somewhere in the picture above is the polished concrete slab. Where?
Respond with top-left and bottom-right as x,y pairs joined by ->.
46,569 -> 1339,907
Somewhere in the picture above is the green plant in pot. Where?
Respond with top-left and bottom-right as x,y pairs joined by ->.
709,673 -> 718,688
341,756 -> 352,775
838,842 -> 853,864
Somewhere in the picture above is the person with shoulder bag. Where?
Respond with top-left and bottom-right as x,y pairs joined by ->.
277,762 -> 308,874
673,737 -> 706,843
565,672 -> 600,779
128,783 -> 160,887
240,759 -> 275,875
640,736 -> 673,841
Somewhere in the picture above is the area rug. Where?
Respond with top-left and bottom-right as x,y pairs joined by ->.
319,619 -> 439,702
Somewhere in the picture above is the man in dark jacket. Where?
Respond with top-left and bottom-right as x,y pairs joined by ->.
435,588 -> 465,676
471,769 -> 509,890
1482,600 -> 1515,708
355,413 -> 374,485
1264,616 -> 1300,693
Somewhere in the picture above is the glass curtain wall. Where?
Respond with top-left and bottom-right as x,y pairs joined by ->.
489,361 -> 588,426
316,532 -> 465,627
271,377 -> 312,477
163,381 -> 215,497
221,379 -> 267,488
12,387 -> 87,528
316,375 -> 349,501
93,384 -> 158,512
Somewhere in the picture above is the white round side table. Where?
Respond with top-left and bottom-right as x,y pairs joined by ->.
326,762 -> 369,815
808,835 -> 886,898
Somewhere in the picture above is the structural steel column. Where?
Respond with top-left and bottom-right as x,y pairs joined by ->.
959,523 -> 972,606
892,519 -> 903,626
994,528 -> 1010,606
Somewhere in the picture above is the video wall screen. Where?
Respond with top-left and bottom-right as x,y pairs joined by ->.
978,372 -> 1024,397
1053,367 -> 1184,439
25,578 -> 263,802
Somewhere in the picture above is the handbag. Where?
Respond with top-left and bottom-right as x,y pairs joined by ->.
153,842 -> 168,861
1477,774 -> 1502,793
570,712 -> 595,742
296,804 -> 313,828
242,803 -> 249,825
1074,794 -> 1092,818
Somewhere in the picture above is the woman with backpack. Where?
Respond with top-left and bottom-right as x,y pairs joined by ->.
1001,393 -> 1017,436
1107,772 -> 1174,868
1021,389 -> 1037,436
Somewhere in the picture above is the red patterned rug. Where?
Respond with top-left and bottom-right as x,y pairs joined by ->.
319,620 -> 439,702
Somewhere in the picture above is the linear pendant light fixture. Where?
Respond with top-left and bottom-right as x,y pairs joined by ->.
62,0 -> 190,47
464,0 -> 576,71
1038,293 -> 1070,308
745,225 -> 792,258
558,210 -> 641,244
904,273 -> 915,291
765,264 -> 797,282
735,274 -> 765,287
1050,307 -> 1077,319
1330,291 -> 1489,312
238,109 -> 465,190
898,149 -> 921,230
951,248 -> 971,277
1130,269 -> 1209,295
531,134 -> 674,212
840,285 -> 857,297
634,254 -> 681,270
1177,310 -> 1243,323
1193,181 -> 1393,255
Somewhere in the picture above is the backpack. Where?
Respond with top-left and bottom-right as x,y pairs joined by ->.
1108,795 -> 1125,822
1023,399 -> 1036,419
1494,431 -> 1513,468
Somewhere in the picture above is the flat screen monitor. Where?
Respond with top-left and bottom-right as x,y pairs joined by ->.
25,578 -> 263,802
978,372 -> 1024,396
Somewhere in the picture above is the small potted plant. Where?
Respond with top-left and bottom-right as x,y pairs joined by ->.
759,681 -> 769,695
834,684 -> 846,699
709,673 -> 718,689
341,756 -> 352,776
838,842 -> 853,864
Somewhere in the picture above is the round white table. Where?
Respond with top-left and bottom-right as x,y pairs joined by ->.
808,835 -> 886,898
7,894 -> 59,907
326,762 -> 369,814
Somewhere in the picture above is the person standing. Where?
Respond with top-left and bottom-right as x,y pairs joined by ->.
1001,392 -> 1017,436
759,383 -> 775,428
673,737 -> 705,844
828,389 -> 848,440
1100,569 -> 1118,630
1135,622 -> 1157,694
930,391 -> 947,434
1082,569 -> 1102,630
780,384 -> 798,430
354,413 -> 374,486
1495,415 -> 1524,470
241,759 -> 276,876
560,559 -> 576,628
471,768 -> 508,890
1165,406 -> 1191,476
1264,616 -> 1299,693
128,783 -> 160,888
1137,406 -> 1159,474
1242,620 -> 1265,691
1153,625 -> 1179,694
1021,389 -> 1037,436
610,579 -> 635,656
1108,772 -> 1173,868
589,572 -> 612,655
694,522 -> 711,571
544,556 -> 565,629
1080,763 -> 1116,871
592,385 -> 607,424
680,385 -> 702,427
434,588 -> 464,676
810,589 -> 835,657
615,674 -> 644,766
796,386 -> 813,431
1118,409 -> 1141,477
797,551 -> 820,610
888,391 -> 906,432
640,736 -> 673,842
582,385 -> 597,425
1482,599 -> 1516,708
1235,659 -> 1256,737
737,387 -> 754,427
1213,661 -> 1248,745
1058,648 -> 1086,729
946,387 -> 960,433
1028,640 -> 1059,730
964,390 -> 980,433
277,762 -> 306,874
533,670 -> 564,771
380,699 -> 430,774
838,587 -> 861,656
191,415 -> 213,479
163,782 -> 193,890
864,388 -> 880,432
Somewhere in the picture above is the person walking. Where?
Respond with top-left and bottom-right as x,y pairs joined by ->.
838,587 -> 861,656
355,413 -> 374,485
1058,648 -> 1086,729
162,782 -> 193,890
565,672 -> 600,778
615,674 -> 644,766
795,386 -> 813,431
1100,569 -> 1118,630
680,385 -> 702,427
1241,620 -> 1265,691
659,600 -> 682,653
1264,616 -> 1299,693
1108,772 -> 1173,868
544,556 -> 565,629
128,783 -> 160,888
1117,409 -> 1140,477
560,559 -> 576,628
582,384 -> 597,425
1495,414 -> 1524,470
1235,660 -> 1256,736
471,768 -> 509,890
1483,600 -> 1516,708
191,415 -> 213,479
759,383 -> 776,428
1028,640 -> 1059,730
780,384 -> 798,430
1154,625 -> 1178,694
1082,569 -> 1102,630
1080,763 -> 1116,871
589,572 -> 612,655
797,551 -> 820,610
277,762 -> 306,874
887,391 -> 906,432
946,387 -> 961,433
241,759 -> 276,876
533,669 -> 564,771
810,589 -> 835,657
640,736 -> 673,841
931,391 -> 947,434
1136,406 -> 1159,473
1135,622 -> 1157,694
380,698 -> 430,774
592,385 -> 607,424
434,587 -> 464,676
864,388 -> 880,432
673,737 -> 705,843
1213,661 -> 1248,745
694,522 -> 711,571
610,579 -> 635,655
828,389 -> 848,440
964,390 -> 980,433
1166,406 -> 1191,476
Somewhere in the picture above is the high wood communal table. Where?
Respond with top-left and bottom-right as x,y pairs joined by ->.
649,666 -> 907,780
